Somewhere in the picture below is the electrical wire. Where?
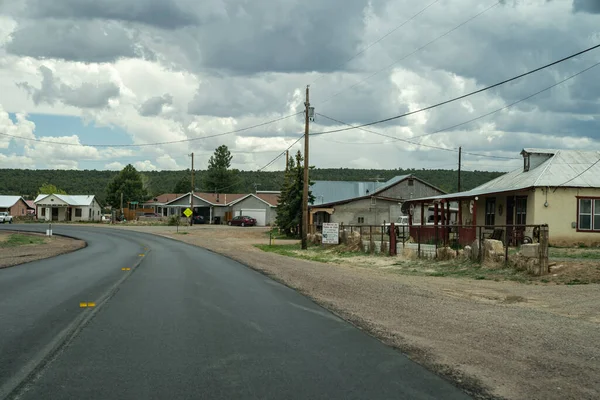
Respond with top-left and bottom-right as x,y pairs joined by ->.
317,1 -> 500,106
0,112 -> 303,148
322,59 -> 600,145
310,0 -> 442,86
315,113 -> 519,159
309,42 -> 600,137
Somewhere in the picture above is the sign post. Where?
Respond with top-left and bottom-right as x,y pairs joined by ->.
322,223 -> 339,245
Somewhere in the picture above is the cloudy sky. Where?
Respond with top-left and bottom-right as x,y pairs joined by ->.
0,0 -> 599,173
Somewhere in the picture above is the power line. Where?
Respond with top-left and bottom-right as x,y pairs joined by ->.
411,60 -> 600,141
310,0 -> 442,86
317,1 -> 500,106
309,42 -> 600,136
554,157 -> 600,190
323,59 -> 600,146
315,113 -> 518,160
0,112 -> 302,148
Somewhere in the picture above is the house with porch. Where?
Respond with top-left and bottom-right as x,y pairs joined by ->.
309,175 -> 447,227
142,193 -> 187,216
34,194 -> 102,222
403,149 -> 600,247
0,196 -> 34,217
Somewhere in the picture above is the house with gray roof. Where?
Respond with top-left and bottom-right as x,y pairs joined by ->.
0,195 -> 34,217
403,148 -> 600,247
309,174 -> 446,227
35,194 -> 101,222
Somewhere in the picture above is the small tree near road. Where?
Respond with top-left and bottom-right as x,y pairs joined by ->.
275,151 -> 314,237
105,164 -> 148,209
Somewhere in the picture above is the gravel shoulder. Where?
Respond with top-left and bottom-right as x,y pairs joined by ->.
95,224 -> 600,400
0,231 -> 86,269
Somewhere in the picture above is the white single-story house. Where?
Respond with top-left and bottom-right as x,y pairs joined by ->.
35,194 -> 102,222
404,148 -> 600,247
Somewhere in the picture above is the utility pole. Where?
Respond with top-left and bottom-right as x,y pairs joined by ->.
301,85 -> 310,250
285,150 -> 289,172
190,152 -> 194,226
120,192 -> 123,219
458,147 -> 462,193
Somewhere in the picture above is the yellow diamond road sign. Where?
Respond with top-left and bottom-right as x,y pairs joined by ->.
183,208 -> 193,218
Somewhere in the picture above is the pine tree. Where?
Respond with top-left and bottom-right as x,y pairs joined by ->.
275,151 -> 314,236
204,145 -> 238,193
105,164 -> 148,208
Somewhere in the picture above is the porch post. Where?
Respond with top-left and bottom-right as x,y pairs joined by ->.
458,199 -> 462,226
420,202 -> 425,226
472,198 -> 478,227
434,203 -> 439,225
446,202 -> 450,225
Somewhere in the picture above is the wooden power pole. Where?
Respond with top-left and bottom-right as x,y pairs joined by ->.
285,150 -> 289,171
301,85 -> 310,250
190,152 -> 194,226
458,146 -> 462,193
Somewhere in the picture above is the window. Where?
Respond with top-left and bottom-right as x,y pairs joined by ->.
523,155 -> 530,172
75,208 -> 82,217
515,196 -> 527,225
358,217 -> 365,224
89,209 -> 92,218
578,198 -> 600,231
485,197 -> 496,226
22,208 -> 25,215
41,208 -> 46,217
408,178 -> 414,186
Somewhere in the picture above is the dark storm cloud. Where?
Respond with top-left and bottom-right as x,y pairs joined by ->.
573,0 -> 600,13
17,66 -> 120,108
6,20 -> 143,62
139,94 -> 173,116
21,0 -> 199,29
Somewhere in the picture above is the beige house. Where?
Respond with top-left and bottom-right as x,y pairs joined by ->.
404,149 -> 600,246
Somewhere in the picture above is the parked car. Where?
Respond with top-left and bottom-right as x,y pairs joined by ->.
143,212 -> 161,218
0,212 -> 13,224
192,215 -> 205,224
228,215 -> 256,227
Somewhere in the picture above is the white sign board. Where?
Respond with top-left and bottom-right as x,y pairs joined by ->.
322,223 -> 339,245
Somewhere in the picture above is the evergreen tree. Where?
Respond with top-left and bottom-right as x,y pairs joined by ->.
275,151 -> 314,236
173,175 -> 190,193
105,164 -> 148,208
204,145 -> 238,193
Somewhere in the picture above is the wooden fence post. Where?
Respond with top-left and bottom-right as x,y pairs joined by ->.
539,225 -> 549,275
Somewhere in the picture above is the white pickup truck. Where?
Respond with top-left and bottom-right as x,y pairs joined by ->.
0,212 -> 13,224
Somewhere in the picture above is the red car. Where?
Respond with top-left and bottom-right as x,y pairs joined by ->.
228,215 -> 256,227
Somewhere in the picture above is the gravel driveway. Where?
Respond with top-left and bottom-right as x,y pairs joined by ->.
97,224 -> 600,400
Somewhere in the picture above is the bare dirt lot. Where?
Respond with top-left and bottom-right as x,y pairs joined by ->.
0,231 -> 86,268
99,224 -> 600,400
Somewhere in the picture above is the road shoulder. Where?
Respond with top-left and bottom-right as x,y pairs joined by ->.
0,231 -> 86,269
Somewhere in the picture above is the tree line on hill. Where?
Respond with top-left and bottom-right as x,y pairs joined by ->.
0,145 -> 503,205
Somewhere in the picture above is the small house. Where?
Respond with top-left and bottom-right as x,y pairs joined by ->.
0,195 -> 34,217
34,194 -> 102,222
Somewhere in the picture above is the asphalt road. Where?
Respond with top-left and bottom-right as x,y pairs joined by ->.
0,225 -> 470,400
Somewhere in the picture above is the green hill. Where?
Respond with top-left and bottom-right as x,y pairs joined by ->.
0,168 -> 504,204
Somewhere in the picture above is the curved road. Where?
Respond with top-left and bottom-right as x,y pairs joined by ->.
0,225 -> 469,400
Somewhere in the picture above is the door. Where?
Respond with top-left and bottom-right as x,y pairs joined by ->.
51,208 -> 59,221
240,209 -> 266,226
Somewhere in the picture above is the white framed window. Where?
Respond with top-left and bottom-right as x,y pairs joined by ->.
578,198 -> 600,231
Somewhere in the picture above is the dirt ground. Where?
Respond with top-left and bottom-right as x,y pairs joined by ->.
98,224 -> 600,400
0,231 -> 86,268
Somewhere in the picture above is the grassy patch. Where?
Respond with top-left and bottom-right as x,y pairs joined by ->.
0,234 -> 46,247
549,247 -> 600,260
264,228 -> 292,240
255,243 -> 382,263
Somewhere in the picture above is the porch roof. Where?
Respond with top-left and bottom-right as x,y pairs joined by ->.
406,186 -> 532,203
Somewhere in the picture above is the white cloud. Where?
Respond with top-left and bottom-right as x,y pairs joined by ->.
155,154 -> 180,170
0,152 -> 35,168
105,161 -> 124,170
0,104 -> 35,148
134,160 -> 157,171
